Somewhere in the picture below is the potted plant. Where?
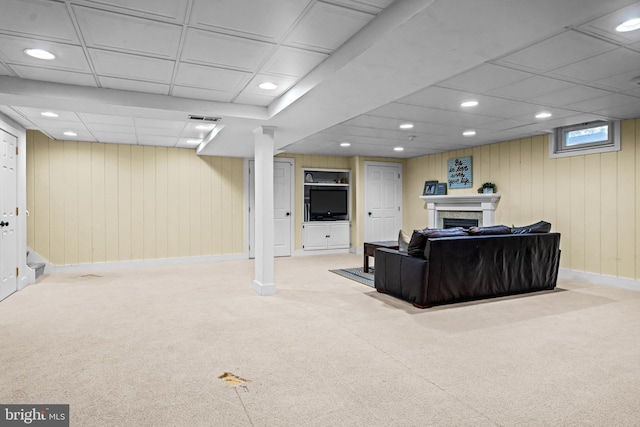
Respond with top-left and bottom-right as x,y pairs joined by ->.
481,182 -> 497,194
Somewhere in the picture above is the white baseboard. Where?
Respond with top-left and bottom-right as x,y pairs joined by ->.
46,253 -> 248,273
252,280 -> 276,296
558,268 -> 640,291
292,248 -> 352,256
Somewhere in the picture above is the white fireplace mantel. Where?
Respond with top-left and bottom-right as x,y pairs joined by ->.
419,193 -> 501,228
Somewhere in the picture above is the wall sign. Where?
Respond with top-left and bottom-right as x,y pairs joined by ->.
448,156 -> 472,189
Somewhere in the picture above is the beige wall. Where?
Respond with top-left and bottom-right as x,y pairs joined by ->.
26,131 -> 245,265
404,118 -> 640,281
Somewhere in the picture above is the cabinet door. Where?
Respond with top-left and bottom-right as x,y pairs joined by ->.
327,223 -> 350,249
303,224 -> 329,250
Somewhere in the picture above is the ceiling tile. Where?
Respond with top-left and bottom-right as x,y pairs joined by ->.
595,103 -> 640,119
529,85 -> 614,107
570,93 -> 640,113
578,3 -> 640,45
47,129 -> 95,142
81,0 -> 190,22
73,5 -> 182,58
174,63 -> 251,92
78,113 -> 134,126
593,68 -> 640,92
496,30 -> 616,73
181,28 -> 274,70
137,135 -> 178,146
171,85 -> 235,103
438,64 -> 533,94
10,66 -> 97,87
189,0 -> 310,41
0,34 -> 91,73
261,46 -> 328,78
487,75 -> 575,101
135,118 -> 186,131
548,48 -> 640,83
99,76 -> 170,95
0,0 -> 79,43
90,49 -> 174,83
13,107 -> 81,122
329,0 -> 393,13
284,2 -> 374,52
84,123 -> 135,133
175,138 -> 202,149
242,74 -> 297,96
0,64 -> 11,75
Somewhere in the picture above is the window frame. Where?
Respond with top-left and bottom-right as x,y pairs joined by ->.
549,120 -> 620,158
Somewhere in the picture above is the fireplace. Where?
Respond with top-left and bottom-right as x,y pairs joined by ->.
419,194 -> 501,229
443,218 -> 478,229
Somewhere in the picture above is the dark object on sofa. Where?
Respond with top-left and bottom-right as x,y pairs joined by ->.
468,225 -> 511,235
375,233 -> 561,308
512,220 -> 551,234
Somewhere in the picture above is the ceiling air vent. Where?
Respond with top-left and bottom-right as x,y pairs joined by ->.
189,115 -> 221,122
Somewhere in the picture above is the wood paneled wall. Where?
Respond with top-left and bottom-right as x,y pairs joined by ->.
404,118 -> 640,280
26,131 -> 244,265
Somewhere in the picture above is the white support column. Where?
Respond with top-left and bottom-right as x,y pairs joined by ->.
252,126 -> 276,296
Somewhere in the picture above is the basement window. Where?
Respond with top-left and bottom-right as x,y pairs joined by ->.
549,120 -> 620,158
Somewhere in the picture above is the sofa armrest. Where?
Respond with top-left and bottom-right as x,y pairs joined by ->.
374,248 -> 430,306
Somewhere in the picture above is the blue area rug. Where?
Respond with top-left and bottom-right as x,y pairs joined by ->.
330,267 -> 374,288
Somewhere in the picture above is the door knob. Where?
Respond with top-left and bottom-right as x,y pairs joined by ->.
286,212 -> 290,216
368,212 -> 372,216
0,221 -> 8,227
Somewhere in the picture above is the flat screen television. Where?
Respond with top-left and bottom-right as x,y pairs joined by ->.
310,189 -> 348,220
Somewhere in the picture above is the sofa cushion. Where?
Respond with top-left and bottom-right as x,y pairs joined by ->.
398,230 -> 410,253
512,220 -> 551,234
407,230 -> 429,257
468,225 -> 512,235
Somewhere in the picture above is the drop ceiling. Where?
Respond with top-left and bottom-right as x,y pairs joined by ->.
1,0 -> 640,158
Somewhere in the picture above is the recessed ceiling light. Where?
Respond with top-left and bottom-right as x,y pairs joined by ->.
41,111 -> 59,118
399,123 -> 414,130
63,131 -> 77,136
461,100 -> 478,107
616,18 -> 640,32
340,142 -> 351,147
535,112 -> 552,119
258,82 -> 278,90
195,124 -> 213,130
463,130 -> 476,136
24,48 -> 56,60
393,146 -> 404,151
186,139 -> 202,144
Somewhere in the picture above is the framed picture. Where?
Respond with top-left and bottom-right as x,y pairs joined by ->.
447,156 -> 473,189
435,183 -> 448,195
423,180 -> 438,195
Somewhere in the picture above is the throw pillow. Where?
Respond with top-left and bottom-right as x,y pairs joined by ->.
468,225 -> 512,235
407,230 -> 429,257
398,230 -> 410,253
511,220 -> 552,234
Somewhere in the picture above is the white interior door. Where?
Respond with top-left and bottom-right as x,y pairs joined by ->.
365,163 -> 402,242
249,159 -> 292,258
0,129 -> 18,301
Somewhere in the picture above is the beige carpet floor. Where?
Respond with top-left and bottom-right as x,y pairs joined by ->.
1,253 -> 640,426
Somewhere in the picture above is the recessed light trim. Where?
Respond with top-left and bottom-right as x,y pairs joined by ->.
393,146 -> 404,151
186,139 -> 202,144
63,131 -> 77,136
41,111 -> 59,118
195,124 -> 213,130
399,123 -> 414,130
463,130 -> 476,136
461,100 -> 478,107
535,112 -> 552,119
24,48 -> 56,60
616,18 -> 640,32
340,142 -> 351,147
258,82 -> 278,90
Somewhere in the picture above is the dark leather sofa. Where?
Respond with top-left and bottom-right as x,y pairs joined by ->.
374,232 -> 561,308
